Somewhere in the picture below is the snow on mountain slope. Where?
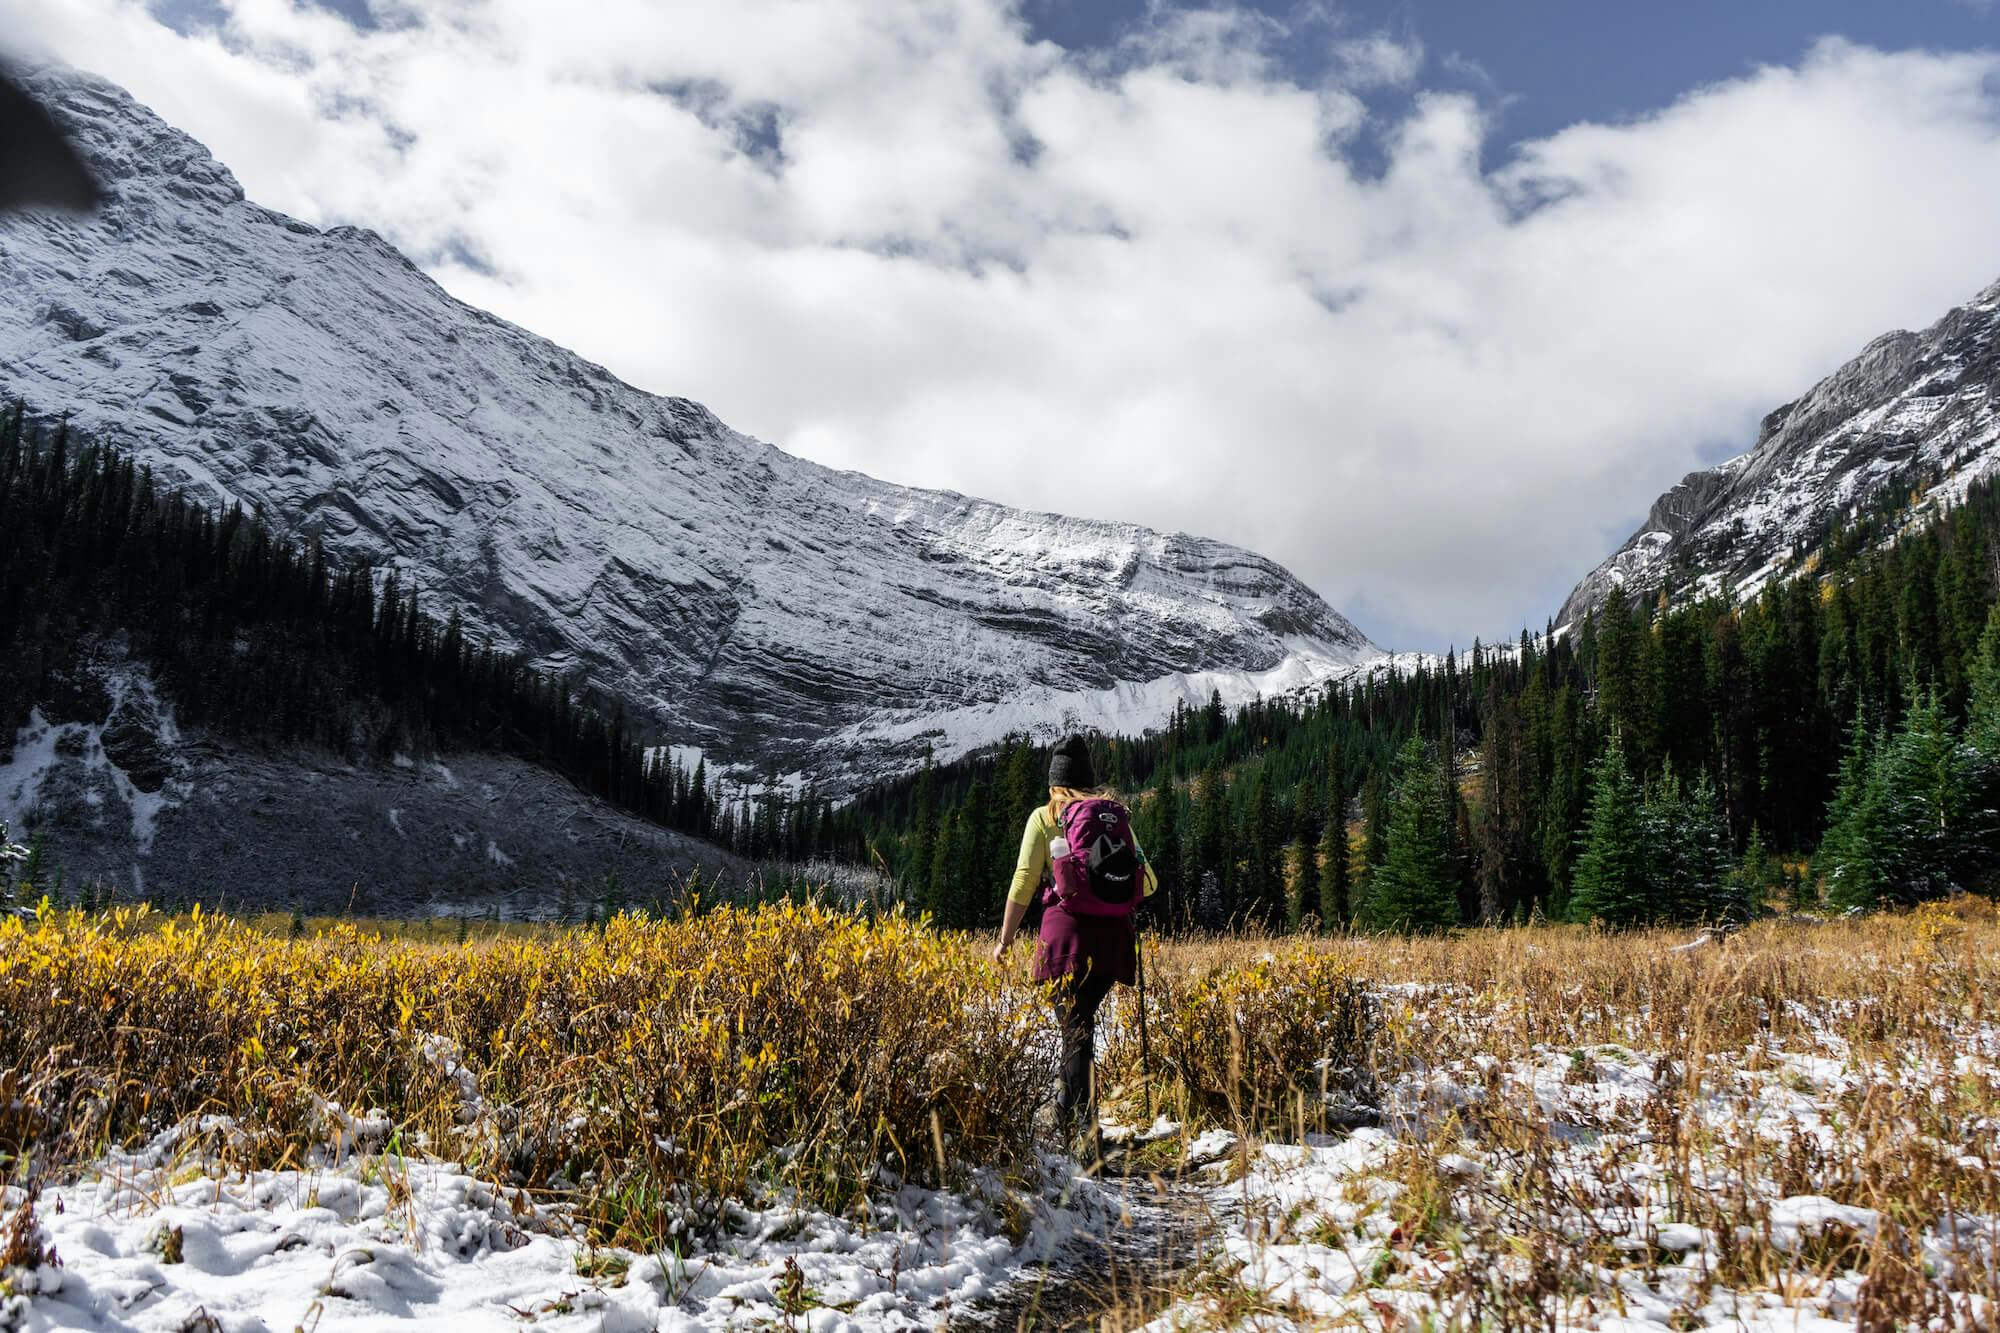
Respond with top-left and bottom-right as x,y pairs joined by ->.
0,64 -> 1382,792
1559,274 -> 2000,627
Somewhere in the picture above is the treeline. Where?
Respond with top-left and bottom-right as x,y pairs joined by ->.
844,467 -> 2000,930
0,404 -> 846,863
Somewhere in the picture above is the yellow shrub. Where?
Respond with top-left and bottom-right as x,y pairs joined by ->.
0,902 -> 1048,1245
1103,945 -> 1372,1130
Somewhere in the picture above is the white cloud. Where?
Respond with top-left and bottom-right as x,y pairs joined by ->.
1330,31 -> 1424,90
6,5 -> 2000,650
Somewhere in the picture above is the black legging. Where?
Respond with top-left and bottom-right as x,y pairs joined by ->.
1052,966 -> 1117,1136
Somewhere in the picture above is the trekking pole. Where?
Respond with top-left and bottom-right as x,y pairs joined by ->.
1137,927 -> 1153,1123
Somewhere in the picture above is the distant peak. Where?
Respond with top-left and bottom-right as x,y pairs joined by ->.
10,60 -> 245,205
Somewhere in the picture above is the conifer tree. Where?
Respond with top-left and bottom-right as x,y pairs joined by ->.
1733,824 -> 1780,915
1365,738 -> 1459,934
1288,829 -> 1319,931
1317,797 -> 1350,930
1242,770 -> 1286,928
1817,692 -> 1988,911
1874,691 -> 1990,902
1148,775 -> 1186,930
1971,603 -> 2000,761
906,755 -> 937,904
1644,769 -> 1738,923
1191,761 -> 1230,925
1570,738 -> 1647,926
961,777 -> 994,926
1819,707 -> 1883,912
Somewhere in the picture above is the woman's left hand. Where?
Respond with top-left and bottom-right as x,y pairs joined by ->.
990,935 -> 1011,964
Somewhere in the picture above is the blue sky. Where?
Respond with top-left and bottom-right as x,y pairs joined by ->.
168,0 -> 2000,163
30,0 -> 2000,651
1028,1 -> 2000,149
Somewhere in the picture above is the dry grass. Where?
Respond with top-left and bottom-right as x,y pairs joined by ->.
1101,944 -> 1374,1137
0,900 -> 1049,1248
4,896 -> 1996,1327
1132,900 -> 2000,1329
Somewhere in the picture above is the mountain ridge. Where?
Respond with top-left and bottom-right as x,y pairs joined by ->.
0,62 -> 1383,793
1559,273 -> 2000,626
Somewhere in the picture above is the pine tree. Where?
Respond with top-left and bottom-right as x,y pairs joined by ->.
1148,775 -> 1186,930
1819,707 -> 1883,912
1644,769 -> 1738,923
1288,831 -> 1319,931
1191,761 -> 1230,926
1570,738 -> 1648,926
1733,823 -> 1780,915
1242,770 -> 1286,928
1364,738 -> 1459,934
1317,797 -> 1350,930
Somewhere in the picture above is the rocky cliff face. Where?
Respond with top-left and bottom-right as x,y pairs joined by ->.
0,65 -> 1381,795
1559,277 -> 2000,626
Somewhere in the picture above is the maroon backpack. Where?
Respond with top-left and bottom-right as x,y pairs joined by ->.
1046,798 -> 1143,917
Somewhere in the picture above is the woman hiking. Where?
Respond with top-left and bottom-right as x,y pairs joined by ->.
991,734 -> 1155,1162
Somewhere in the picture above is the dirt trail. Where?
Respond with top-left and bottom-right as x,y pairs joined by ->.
964,1166 -> 1228,1332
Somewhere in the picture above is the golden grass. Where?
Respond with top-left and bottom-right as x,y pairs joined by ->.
4,893 -> 1996,1326
0,900 -> 1049,1247
1102,944 -> 1372,1136
1136,900 -> 2000,1329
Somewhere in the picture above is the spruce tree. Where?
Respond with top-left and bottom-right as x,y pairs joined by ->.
1148,776 -> 1185,930
1645,769 -> 1738,923
1733,824 -> 1780,916
906,755 -> 937,905
1875,691 -> 1989,902
1365,738 -> 1459,934
961,778 -> 994,926
1819,707 -> 1883,912
1570,738 -> 1648,926
1288,832 -> 1319,931
1317,798 -> 1350,930
1192,761 -> 1230,926
1242,770 -> 1286,928
1970,603 -> 2000,761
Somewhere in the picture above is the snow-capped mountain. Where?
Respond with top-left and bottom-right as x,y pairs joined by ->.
1560,275 -> 2000,627
0,65 -> 1381,792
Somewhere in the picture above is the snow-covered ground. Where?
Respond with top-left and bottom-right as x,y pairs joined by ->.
4,1130 -> 1114,1332
1145,1033 -> 1999,1331
8,971 -> 1994,1332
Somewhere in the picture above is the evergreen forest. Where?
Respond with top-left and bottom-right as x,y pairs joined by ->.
6,402 -> 1997,928
844,469 -> 2000,931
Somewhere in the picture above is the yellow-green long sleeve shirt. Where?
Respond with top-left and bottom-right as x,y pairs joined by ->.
1006,806 -> 1158,907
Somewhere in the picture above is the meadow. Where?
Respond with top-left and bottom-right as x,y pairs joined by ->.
0,898 -> 1995,1329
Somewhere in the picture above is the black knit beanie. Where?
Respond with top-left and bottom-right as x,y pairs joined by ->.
1047,733 -> 1096,790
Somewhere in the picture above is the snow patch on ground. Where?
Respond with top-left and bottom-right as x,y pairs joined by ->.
8,1144 -> 1111,1333
1143,1030 -> 1999,1333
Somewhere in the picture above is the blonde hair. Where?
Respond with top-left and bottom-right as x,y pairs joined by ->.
1045,784 -> 1111,823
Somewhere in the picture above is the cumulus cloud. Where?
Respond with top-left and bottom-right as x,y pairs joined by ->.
6,2 -> 2000,650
